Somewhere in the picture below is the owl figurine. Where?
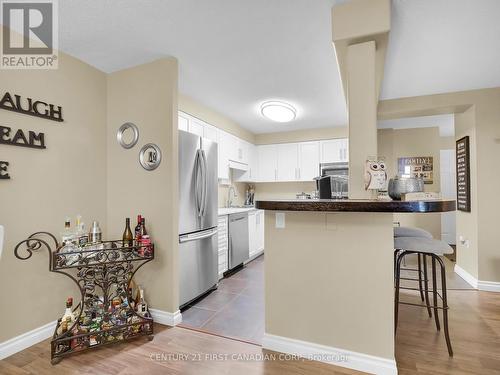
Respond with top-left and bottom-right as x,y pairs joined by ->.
365,159 -> 388,190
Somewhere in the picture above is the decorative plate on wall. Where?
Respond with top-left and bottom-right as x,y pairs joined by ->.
139,143 -> 162,171
117,122 -> 139,149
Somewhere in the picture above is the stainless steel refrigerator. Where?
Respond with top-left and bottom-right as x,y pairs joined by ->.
178,130 -> 219,307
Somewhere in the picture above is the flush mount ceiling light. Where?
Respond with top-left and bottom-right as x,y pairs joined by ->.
260,101 -> 296,122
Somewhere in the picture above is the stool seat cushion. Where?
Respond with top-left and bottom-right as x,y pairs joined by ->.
394,236 -> 453,255
394,226 -> 433,239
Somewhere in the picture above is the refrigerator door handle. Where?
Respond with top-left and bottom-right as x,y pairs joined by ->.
201,149 -> 208,217
195,149 -> 203,217
179,228 -> 218,243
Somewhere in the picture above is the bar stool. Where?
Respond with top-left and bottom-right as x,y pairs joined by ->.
393,226 -> 433,313
394,236 -> 453,356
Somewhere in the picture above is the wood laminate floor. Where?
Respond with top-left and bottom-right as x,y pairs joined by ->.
2,256 -> 500,374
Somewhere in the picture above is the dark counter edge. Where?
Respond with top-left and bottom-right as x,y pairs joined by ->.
255,199 -> 456,213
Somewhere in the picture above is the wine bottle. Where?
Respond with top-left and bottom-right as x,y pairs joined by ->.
122,218 -> 133,247
62,297 -> 75,323
140,218 -> 147,236
134,215 -> 142,243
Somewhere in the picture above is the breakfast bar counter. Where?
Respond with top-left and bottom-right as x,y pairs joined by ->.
258,199 -> 456,375
256,199 -> 456,213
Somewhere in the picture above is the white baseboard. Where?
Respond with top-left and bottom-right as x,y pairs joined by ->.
0,320 -> 56,360
454,264 -> 500,292
477,280 -> 500,292
262,333 -> 397,375
454,264 -> 478,288
149,309 -> 182,326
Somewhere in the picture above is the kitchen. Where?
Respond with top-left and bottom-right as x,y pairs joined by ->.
1,1 -> 500,375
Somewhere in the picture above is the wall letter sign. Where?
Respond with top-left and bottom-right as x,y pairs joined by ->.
0,161 -> 10,179
0,92 -> 63,122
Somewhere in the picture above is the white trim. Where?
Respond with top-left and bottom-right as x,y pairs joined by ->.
454,264 -> 478,288
454,264 -> 500,292
262,333 -> 397,375
149,309 -> 182,326
0,320 -> 56,360
478,280 -> 500,292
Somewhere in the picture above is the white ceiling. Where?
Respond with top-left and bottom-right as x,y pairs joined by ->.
31,1 -> 500,133
56,0 -> 345,134
382,0 -> 500,99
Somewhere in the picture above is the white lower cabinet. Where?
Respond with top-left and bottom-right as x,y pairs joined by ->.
248,210 -> 265,259
248,211 -> 257,257
256,210 -> 265,252
217,215 -> 229,279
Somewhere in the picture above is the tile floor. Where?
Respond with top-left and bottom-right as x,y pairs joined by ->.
180,254 -> 264,344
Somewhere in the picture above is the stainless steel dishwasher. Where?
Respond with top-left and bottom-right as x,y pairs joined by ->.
228,212 -> 249,270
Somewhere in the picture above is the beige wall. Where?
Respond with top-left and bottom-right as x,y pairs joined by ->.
107,59 -> 179,313
254,181 -> 316,200
379,87 -> 500,282
179,94 -> 254,143
0,49 -> 107,341
454,107 -> 478,278
255,126 -> 348,145
265,211 -> 395,359
377,127 -> 450,239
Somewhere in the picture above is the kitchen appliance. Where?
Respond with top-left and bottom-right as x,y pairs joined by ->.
388,176 -> 425,200
179,130 -> 219,307
316,162 -> 349,199
228,212 -> 249,270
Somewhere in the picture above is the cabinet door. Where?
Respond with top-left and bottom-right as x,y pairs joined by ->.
320,139 -> 344,163
277,143 -> 299,181
248,212 -> 257,257
204,123 -> 218,142
217,130 -> 230,180
341,138 -> 349,162
178,113 -> 189,132
188,118 -> 204,137
236,143 -> 257,182
239,140 -> 249,164
298,141 -> 320,181
218,215 -> 229,278
256,210 -> 265,252
257,145 -> 278,182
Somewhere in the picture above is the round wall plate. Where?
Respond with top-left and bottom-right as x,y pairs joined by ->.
139,143 -> 162,171
117,122 -> 139,149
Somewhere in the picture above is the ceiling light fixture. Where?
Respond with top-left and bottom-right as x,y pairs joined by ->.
260,101 -> 296,123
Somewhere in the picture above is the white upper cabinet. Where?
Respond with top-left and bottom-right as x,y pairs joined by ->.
257,145 -> 278,182
217,129 -> 231,180
203,123 -> 218,143
178,113 -> 189,132
236,143 -> 258,182
277,143 -> 299,181
298,141 -> 320,181
320,139 -> 348,163
188,118 -> 204,137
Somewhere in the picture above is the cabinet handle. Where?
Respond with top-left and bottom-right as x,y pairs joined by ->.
275,169 -> 277,181
339,149 -> 342,160
298,168 -> 301,180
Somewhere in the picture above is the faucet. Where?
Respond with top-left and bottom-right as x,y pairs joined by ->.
227,185 -> 237,207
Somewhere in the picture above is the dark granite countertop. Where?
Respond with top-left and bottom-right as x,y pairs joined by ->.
255,199 -> 456,213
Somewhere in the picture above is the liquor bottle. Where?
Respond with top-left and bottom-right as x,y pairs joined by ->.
62,297 -> 75,323
134,215 -> 142,243
75,215 -> 88,246
140,218 -> 147,237
122,218 -> 133,247
89,221 -> 102,243
61,218 -> 73,245
136,287 -> 148,316
128,286 -> 135,309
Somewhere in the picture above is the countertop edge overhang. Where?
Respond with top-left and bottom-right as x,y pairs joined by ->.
255,199 -> 456,213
